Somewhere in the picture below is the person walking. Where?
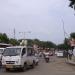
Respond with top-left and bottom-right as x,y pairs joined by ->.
65,50 -> 68,60
68,48 -> 73,60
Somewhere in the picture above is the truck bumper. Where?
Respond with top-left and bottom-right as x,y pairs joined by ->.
3,65 -> 23,69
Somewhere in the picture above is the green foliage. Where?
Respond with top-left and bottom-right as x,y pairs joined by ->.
30,39 -> 56,48
57,38 -> 71,50
25,39 -> 33,46
0,33 -> 56,47
19,39 -> 56,48
57,44 -> 70,50
0,33 -> 19,46
0,33 -> 9,43
70,32 -> 75,39
9,39 -> 19,46
33,39 -> 40,45
39,41 -> 56,48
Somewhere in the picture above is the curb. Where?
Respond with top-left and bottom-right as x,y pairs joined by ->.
66,59 -> 75,65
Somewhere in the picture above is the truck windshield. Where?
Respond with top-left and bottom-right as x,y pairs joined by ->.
0,49 -> 3,54
3,48 -> 21,56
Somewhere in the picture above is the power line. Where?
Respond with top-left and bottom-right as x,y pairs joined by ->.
19,31 -> 31,39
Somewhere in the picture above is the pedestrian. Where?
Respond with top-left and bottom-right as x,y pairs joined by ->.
64,50 -> 68,60
68,48 -> 73,60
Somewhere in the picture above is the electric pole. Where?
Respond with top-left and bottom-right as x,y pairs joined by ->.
61,18 -> 66,39
13,28 -> 16,39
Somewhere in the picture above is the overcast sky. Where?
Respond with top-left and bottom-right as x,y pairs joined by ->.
0,0 -> 75,44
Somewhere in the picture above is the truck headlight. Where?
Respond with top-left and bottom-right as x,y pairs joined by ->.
15,59 -> 19,64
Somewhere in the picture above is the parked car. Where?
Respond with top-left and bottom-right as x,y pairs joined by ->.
56,51 -> 63,57
2,46 -> 37,71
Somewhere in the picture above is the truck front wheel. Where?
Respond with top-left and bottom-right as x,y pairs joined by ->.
5,68 -> 10,72
22,63 -> 27,72
30,61 -> 35,69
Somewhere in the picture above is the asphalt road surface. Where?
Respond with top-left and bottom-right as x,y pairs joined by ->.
0,57 -> 75,75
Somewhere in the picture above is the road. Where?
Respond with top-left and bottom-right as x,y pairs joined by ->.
0,57 -> 75,75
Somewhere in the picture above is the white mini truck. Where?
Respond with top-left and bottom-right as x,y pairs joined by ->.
2,46 -> 38,71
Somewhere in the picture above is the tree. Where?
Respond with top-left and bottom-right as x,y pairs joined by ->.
0,33 -> 9,43
57,43 -> 70,50
33,39 -> 40,45
27,39 -> 34,46
69,0 -> 75,10
57,38 -> 71,50
70,32 -> 75,39
43,41 -> 56,48
19,39 -> 56,49
9,39 -> 19,46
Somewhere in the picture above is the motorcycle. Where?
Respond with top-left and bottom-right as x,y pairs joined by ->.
44,53 -> 50,63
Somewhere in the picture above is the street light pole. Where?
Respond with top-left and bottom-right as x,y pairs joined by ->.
61,18 -> 70,39
61,18 -> 66,39
13,28 -> 16,39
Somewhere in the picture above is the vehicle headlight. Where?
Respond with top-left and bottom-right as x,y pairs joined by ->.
15,59 -> 19,64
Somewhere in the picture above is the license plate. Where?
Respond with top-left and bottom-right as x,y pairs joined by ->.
6,65 -> 13,68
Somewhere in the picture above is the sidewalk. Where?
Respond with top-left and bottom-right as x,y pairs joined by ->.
66,60 -> 75,65
66,56 -> 75,65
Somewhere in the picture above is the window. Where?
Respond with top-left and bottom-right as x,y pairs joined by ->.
0,49 -> 4,54
27,48 -> 34,56
22,48 -> 26,56
3,48 -> 21,56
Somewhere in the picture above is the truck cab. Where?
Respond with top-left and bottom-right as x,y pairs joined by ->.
2,46 -> 36,71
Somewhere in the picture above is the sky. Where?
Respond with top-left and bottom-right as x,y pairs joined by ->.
0,0 -> 75,44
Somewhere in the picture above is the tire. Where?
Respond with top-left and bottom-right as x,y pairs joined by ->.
5,68 -> 10,72
30,61 -> 35,69
22,63 -> 27,72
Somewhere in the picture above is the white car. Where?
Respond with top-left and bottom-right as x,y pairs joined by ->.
2,46 -> 37,71
56,51 -> 63,57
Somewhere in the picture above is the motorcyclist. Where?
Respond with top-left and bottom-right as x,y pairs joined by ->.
43,49 -> 50,62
